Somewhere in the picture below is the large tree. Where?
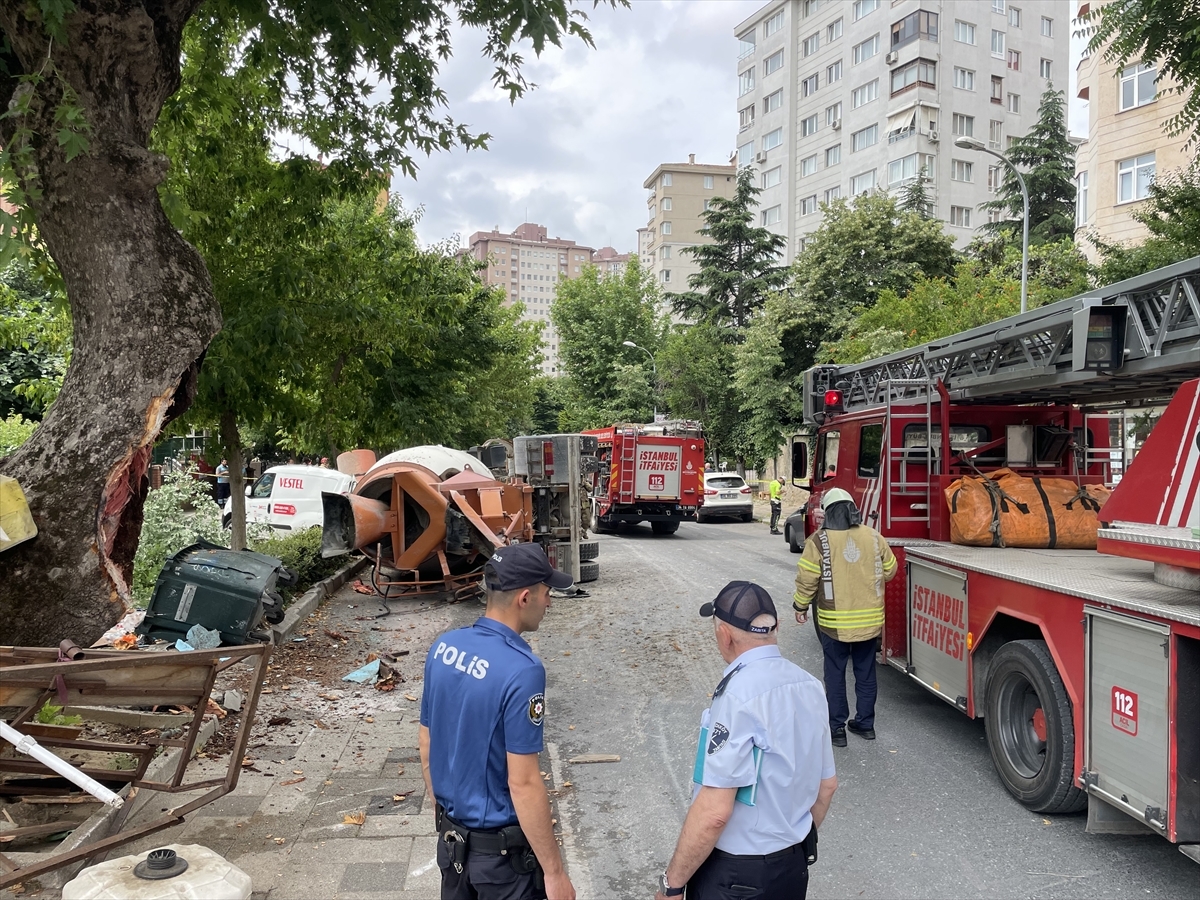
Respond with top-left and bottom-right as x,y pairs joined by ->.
0,0 -> 619,646
669,166 -> 788,333
978,86 -> 1077,244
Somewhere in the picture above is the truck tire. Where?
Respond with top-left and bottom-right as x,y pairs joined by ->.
578,540 -> 600,561
593,515 -> 616,534
651,521 -> 679,535
578,561 -> 599,583
984,639 -> 1087,814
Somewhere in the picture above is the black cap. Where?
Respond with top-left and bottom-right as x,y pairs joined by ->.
485,543 -> 574,591
699,581 -> 778,634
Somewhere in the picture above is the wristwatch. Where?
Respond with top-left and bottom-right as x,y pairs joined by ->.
659,872 -> 684,897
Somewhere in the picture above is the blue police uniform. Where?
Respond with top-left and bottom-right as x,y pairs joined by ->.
421,617 -> 546,829
689,644 -> 836,898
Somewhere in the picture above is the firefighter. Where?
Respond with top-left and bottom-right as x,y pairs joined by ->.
792,489 -> 897,747
769,475 -> 784,534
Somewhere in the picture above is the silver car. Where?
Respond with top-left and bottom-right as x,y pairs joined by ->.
698,474 -> 754,523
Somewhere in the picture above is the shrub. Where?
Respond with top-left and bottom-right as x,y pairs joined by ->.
132,467 -> 226,605
249,526 -> 345,602
0,413 -> 37,455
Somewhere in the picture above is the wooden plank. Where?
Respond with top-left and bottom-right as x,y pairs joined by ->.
567,754 -> 621,764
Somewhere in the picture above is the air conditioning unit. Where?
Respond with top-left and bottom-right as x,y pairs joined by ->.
928,130 -> 939,143
831,119 -> 842,131
885,51 -> 899,64
756,150 -> 769,163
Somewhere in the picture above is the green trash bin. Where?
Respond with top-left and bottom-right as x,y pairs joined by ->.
138,541 -> 293,646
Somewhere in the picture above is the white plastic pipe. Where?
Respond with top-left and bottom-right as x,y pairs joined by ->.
0,720 -> 124,808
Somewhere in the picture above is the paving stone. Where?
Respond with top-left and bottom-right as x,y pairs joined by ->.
193,794 -> 264,818
363,792 -> 422,817
338,860 -> 411,893
401,834 -> 442,894
359,811 -> 438,838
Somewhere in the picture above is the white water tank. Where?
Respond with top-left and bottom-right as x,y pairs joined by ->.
62,845 -> 251,899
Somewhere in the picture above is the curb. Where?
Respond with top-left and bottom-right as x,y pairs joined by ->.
271,556 -> 369,644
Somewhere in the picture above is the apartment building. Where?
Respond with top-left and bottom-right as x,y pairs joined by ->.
1073,2 -> 1191,263
643,154 -> 738,292
593,246 -> 633,275
466,223 -> 595,376
734,0 -> 1068,261
637,227 -> 654,272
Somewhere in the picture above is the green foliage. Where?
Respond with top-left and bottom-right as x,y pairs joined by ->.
529,376 -> 568,434
979,86 -> 1076,244
132,468 -> 227,606
670,167 -> 789,332
0,413 -> 38,455
248,527 -> 342,601
1081,0 -> 1200,144
898,168 -> 934,218
35,702 -> 82,727
0,260 -> 70,420
1093,160 -> 1200,283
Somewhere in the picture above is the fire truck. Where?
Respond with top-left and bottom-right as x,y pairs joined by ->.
584,421 -> 705,535
791,258 -> 1199,858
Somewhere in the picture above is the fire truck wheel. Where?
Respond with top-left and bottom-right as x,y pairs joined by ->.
651,521 -> 680,535
593,516 -> 617,534
984,639 -> 1087,815
579,561 -> 599,583
578,540 -> 600,561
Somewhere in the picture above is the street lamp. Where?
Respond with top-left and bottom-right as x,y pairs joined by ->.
622,340 -> 658,421
954,136 -> 1030,314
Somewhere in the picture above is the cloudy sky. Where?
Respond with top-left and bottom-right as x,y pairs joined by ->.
392,1 -> 1086,254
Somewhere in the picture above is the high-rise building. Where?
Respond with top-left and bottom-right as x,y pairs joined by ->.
637,227 -> 654,272
734,0 -> 1068,261
466,223 -> 595,376
643,155 -> 738,293
592,246 -> 633,275
1072,2 -> 1191,263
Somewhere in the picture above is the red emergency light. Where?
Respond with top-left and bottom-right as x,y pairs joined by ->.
824,389 -> 844,413
542,440 -> 555,478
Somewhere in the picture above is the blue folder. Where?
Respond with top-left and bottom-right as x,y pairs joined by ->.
693,726 -> 763,807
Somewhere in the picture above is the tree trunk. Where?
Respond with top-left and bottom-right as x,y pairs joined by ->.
0,1 -> 217,647
220,408 -> 247,552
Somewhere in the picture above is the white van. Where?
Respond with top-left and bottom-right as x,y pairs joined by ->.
223,465 -> 354,532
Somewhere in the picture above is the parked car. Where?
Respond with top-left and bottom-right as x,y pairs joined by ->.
222,465 -> 354,532
698,474 -> 754,523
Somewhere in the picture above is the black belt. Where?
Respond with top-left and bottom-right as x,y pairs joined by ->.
437,806 -> 528,855
712,840 -> 805,863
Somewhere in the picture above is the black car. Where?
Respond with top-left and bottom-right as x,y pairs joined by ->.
783,505 -> 808,553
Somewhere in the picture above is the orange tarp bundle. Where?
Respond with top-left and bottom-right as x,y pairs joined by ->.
946,468 -> 1111,549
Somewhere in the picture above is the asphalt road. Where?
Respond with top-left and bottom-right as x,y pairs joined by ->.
525,518 -> 1199,900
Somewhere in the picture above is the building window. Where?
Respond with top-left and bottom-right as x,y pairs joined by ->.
704,175 -> 715,189
802,113 -> 820,136
986,164 -> 1001,193
949,206 -> 972,227
738,141 -> 754,167
799,195 -> 818,216
991,29 -> 1005,57
1040,16 -> 1053,37
1008,50 -> 1020,71
826,102 -> 843,125
1076,171 -> 1088,226
891,58 -> 936,95
764,88 -> 784,113
803,73 -> 819,96
853,34 -> 879,65
703,199 -> 713,210
850,169 -> 876,194
992,0 -> 1005,13
824,185 -> 842,203
1118,153 -> 1155,202
827,60 -> 843,84
662,173 -> 672,187
739,105 -> 755,131
891,10 -> 938,48
954,20 -> 976,44
763,127 -> 783,151
738,68 -> 755,96
952,113 -> 974,136
803,32 -> 820,56
659,245 -> 671,259
738,29 -> 756,60
762,204 -> 782,226
991,75 -> 1004,102
647,203 -> 655,220
989,119 -> 1003,149
1040,58 -> 1052,79
764,49 -> 785,76
1008,6 -> 1021,27
851,79 -> 879,107
661,221 -> 672,235
827,18 -> 843,41
951,159 -> 974,182
661,197 -> 672,211
852,124 -> 879,151
1007,92 -> 1020,113
1119,63 -> 1158,110
802,154 -> 819,177
954,67 -> 976,90
853,0 -> 879,21
762,166 -> 782,188
826,145 -> 842,167
765,9 -> 784,37
660,269 -> 671,283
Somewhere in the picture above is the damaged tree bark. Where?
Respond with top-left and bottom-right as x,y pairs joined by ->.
0,1 -> 219,646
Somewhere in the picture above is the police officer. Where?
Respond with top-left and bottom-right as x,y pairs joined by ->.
793,488 -> 898,747
768,475 -> 784,535
419,543 -> 576,900
656,581 -> 838,900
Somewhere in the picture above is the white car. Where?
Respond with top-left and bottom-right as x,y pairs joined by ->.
698,474 -> 754,523
223,465 -> 354,532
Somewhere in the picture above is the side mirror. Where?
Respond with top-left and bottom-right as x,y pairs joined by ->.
245,485 -> 252,497
790,437 -> 811,488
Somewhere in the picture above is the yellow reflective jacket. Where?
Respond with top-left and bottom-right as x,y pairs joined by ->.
793,525 -> 898,642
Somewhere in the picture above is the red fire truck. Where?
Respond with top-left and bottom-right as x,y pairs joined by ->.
584,421 -> 705,535
791,258 -> 1199,858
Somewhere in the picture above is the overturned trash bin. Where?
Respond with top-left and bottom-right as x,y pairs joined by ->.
137,541 -> 294,646
62,844 -> 252,899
